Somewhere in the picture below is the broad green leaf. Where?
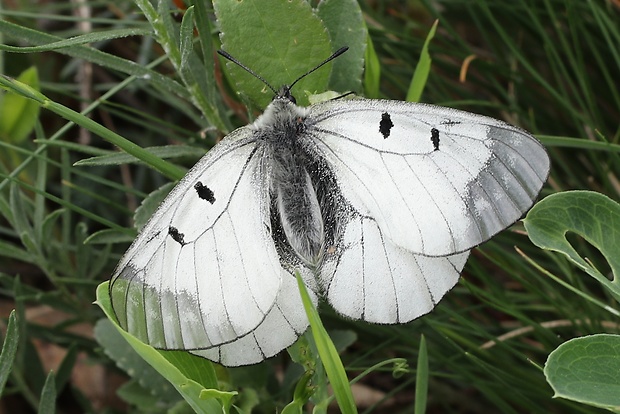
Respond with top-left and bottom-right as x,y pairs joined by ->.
0,66 -> 40,144
96,282 -> 234,413
523,191 -> 620,300
213,0 -> 332,108
406,20 -> 438,103
545,334 -> 620,411
316,0 -> 366,93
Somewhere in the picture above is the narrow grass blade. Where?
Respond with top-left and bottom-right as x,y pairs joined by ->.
406,20 -> 438,103
295,272 -> 357,414
37,371 -> 56,414
0,310 -> 18,397
414,335 -> 429,414
0,75 -> 185,181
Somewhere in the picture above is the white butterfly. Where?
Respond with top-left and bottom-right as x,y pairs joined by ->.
110,47 -> 550,366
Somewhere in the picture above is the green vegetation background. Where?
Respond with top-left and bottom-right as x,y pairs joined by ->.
0,0 -> 618,413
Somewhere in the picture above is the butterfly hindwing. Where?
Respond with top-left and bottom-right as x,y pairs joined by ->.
308,99 -> 550,257
322,213 -> 469,324
190,267 -> 316,366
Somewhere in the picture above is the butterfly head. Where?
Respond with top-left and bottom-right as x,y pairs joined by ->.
274,85 -> 296,105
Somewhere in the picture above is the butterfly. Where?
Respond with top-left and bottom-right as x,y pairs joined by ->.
109,47 -> 550,366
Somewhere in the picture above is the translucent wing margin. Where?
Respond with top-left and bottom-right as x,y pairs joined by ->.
308,99 -> 550,257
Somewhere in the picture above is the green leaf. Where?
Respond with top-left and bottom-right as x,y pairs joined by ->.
0,239 -> 35,263
10,183 -> 35,251
0,27 -> 152,53
363,34 -> 381,99
95,282 -> 233,413
295,272 -> 357,414
537,135 -> 620,152
84,229 -> 135,245
191,0 -> 219,100
74,145 -> 204,167
94,319 -> 182,405
40,209 -> 64,245
281,369 -> 315,414
116,379 -> 168,410
134,182 -> 175,231
179,6 -> 195,71
544,334 -> 620,411
316,0 -> 367,93
406,20 -> 438,103
414,336 -> 429,414
133,0 -> 230,133
523,191 -> 620,300
54,345 -> 77,394
213,0 -> 332,108
38,371 -> 56,414
0,310 -> 18,397
0,66 -> 40,144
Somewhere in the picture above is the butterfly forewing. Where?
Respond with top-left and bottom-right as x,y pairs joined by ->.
308,99 -> 550,257
110,127 -> 321,366
110,130 -> 284,351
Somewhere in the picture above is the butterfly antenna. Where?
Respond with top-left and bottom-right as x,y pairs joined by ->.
289,46 -> 349,90
217,50 -> 278,95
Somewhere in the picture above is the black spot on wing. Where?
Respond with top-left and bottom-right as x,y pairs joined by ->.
168,226 -> 186,246
431,128 -> 440,151
194,181 -> 216,204
379,112 -> 394,139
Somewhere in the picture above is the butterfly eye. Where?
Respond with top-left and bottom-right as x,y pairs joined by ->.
274,86 -> 296,104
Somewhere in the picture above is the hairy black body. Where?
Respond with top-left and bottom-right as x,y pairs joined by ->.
253,93 -> 349,271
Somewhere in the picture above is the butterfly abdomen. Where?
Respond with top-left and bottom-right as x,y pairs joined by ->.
273,156 -> 324,266
252,99 -> 330,267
